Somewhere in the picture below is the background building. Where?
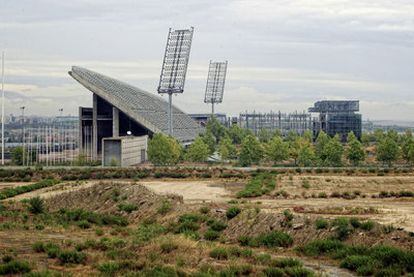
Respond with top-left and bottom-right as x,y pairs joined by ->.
309,100 -> 362,141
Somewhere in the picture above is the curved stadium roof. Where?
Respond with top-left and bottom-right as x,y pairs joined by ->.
69,66 -> 202,142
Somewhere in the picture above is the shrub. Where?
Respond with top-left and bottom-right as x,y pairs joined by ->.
253,231 -> 293,248
160,241 -> 178,253
157,200 -> 172,215
299,239 -> 345,256
0,260 -> 31,275
255,253 -> 272,265
315,218 -> 329,229
360,220 -> 375,231
117,203 -> 138,213
272,258 -> 302,268
204,229 -> 220,241
284,266 -> 314,277
226,206 -> 241,219
28,197 -> 45,214
57,250 -> 86,264
332,217 -> 352,240
340,255 -> 376,271
207,220 -> 227,232
263,267 -> 284,277
350,218 -> 361,228
134,223 -> 166,245
210,247 -> 228,260
199,206 -> 210,214
77,220 -> 91,229
97,262 -> 121,275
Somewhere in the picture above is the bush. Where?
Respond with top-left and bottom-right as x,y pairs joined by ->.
263,267 -> 284,277
77,220 -> 91,229
299,239 -> 345,256
0,260 -> 31,275
57,250 -> 86,264
207,220 -> 227,232
226,206 -> 241,219
210,247 -> 228,260
315,218 -> 329,229
28,197 -> 45,214
360,220 -> 375,231
160,241 -> 178,253
340,255 -> 376,271
272,258 -> 302,268
332,217 -> 352,240
97,262 -> 121,275
284,266 -> 314,277
117,203 -> 138,213
252,231 -> 293,248
157,200 -> 172,215
204,229 -> 220,241
0,179 -> 58,200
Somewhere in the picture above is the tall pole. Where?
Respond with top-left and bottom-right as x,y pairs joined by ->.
168,93 -> 173,136
20,106 -> 25,166
1,52 -> 4,165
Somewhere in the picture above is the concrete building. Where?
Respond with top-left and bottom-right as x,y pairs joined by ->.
102,136 -> 148,167
309,100 -> 362,141
69,66 -> 202,162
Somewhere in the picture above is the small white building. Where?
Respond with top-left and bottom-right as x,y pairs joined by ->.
102,135 -> 148,167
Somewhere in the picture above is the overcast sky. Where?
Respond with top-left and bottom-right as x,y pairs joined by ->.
1,0 -> 414,120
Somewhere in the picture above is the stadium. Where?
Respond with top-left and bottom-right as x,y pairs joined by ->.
69,66 -> 202,164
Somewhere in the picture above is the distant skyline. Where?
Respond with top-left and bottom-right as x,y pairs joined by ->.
1,0 -> 414,120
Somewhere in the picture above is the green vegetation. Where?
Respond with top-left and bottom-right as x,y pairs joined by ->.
117,203 -> 138,213
147,133 -> 182,166
0,179 -> 58,200
226,206 -> 241,219
0,259 -> 31,275
237,173 -> 276,198
27,197 -> 45,214
299,239 -> 414,276
239,134 -> 263,167
185,136 -> 210,162
238,231 -> 293,248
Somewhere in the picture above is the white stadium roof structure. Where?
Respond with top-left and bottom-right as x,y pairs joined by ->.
69,66 -> 202,143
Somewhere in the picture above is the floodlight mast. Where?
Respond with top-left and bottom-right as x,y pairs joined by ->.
204,60 -> 228,116
157,27 -> 194,136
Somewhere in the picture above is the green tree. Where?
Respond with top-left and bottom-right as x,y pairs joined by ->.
408,143 -> 414,166
219,136 -> 237,161
346,132 -> 366,166
239,134 -> 263,167
258,128 -> 272,143
265,136 -> 289,164
376,134 -> 400,167
297,142 -> 316,167
323,135 -> 344,167
302,130 -> 313,144
206,116 -> 227,143
288,137 -> 302,165
11,146 -> 23,165
315,131 -> 330,162
185,136 -> 210,162
202,130 -> 216,155
147,133 -> 181,166
228,124 -> 244,144
401,130 -> 414,163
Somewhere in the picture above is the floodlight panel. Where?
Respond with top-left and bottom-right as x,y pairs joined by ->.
158,27 -> 194,94
204,61 -> 228,104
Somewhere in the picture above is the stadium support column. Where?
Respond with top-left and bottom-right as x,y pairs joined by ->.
92,94 -> 98,160
112,106 -> 119,137
78,107 -> 83,154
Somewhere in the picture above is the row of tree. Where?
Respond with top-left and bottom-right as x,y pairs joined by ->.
147,117 -> 414,167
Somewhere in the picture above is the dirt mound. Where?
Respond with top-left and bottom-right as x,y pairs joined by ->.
45,181 -> 183,222
223,210 -> 414,251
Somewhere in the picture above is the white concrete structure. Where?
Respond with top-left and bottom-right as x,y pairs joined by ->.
102,135 -> 148,167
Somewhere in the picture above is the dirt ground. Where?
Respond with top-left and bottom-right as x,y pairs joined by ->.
3,174 -> 414,232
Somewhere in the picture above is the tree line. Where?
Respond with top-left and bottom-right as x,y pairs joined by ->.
148,117 -> 414,167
